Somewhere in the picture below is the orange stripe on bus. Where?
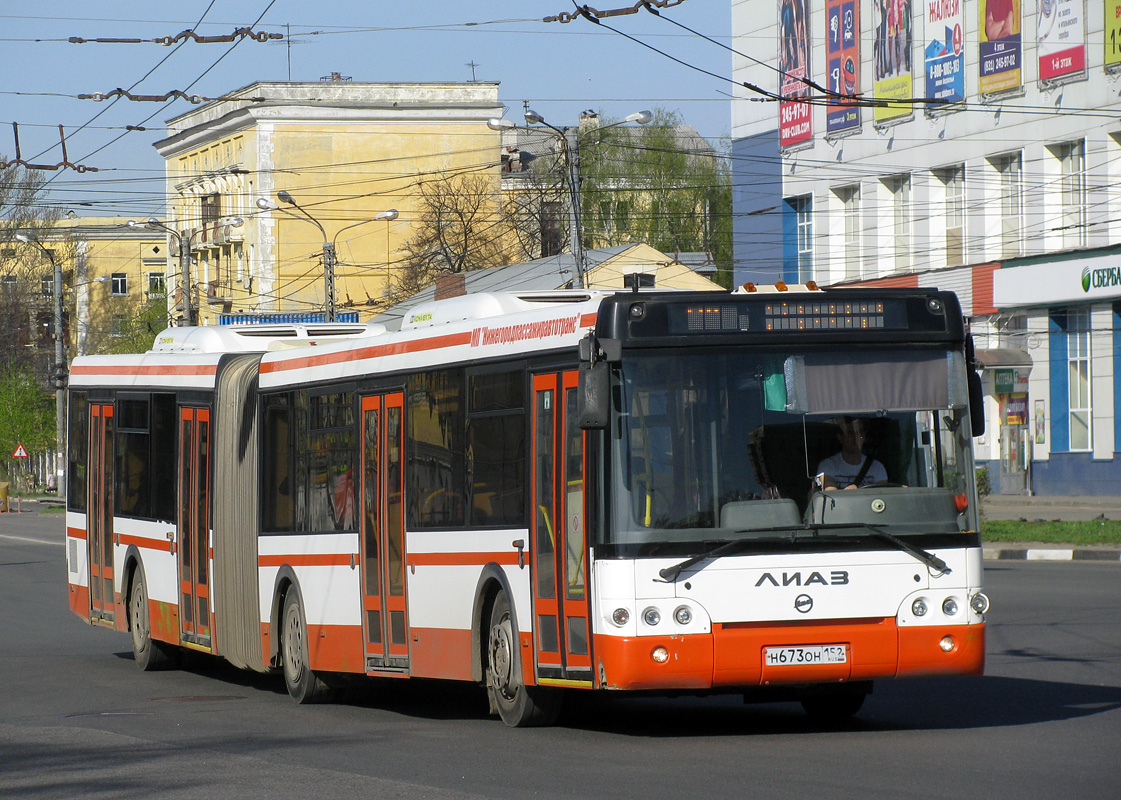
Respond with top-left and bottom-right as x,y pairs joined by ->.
260,332 -> 473,374
118,533 -> 172,552
70,364 -> 218,377
67,527 -> 87,541
407,551 -> 519,567
257,553 -> 354,568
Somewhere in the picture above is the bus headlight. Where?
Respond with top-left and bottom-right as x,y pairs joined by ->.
611,608 -> 630,627
651,646 -> 670,663
942,597 -> 959,616
643,607 -> 662,627
912,598 -> 928,617
674,605 -> 693,625
970,592 -> 989,615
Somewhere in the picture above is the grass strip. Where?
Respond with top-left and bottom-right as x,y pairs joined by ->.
981,519 -> 1121,545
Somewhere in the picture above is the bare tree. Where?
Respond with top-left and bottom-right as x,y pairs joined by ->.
395,170 -> 523,300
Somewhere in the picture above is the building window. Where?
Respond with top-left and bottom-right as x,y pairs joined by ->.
836,185 -> 861,279
1067,308 -> 1091,451
148,272 -> 166,295
794,195 -> 813,282
41,277 -> 55,297
1056,141 -> 1086,249
937,165 -> 965,267
540,201 -> 562,258
992,153 -> 1022,258
201,193 -> 220,225
884,175 -> 910,271
111,273 -> 128,296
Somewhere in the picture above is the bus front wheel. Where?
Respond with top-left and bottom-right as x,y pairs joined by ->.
281,589 -> 333,704
486,590 -> 561,727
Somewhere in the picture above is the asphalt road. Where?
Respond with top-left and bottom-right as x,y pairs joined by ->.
2,511 -> 1119,799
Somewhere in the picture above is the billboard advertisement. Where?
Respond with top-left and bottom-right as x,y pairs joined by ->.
980,0 -> 1022,94
826,0 -> 861,134
779,0 -> 813,149
1107,0 -> 1121,71
1037,0 -> 1085,82
873,0 -> 913,124
925,0 -> 966,107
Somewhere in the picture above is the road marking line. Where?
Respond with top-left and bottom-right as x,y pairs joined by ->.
0,533 -> 64,547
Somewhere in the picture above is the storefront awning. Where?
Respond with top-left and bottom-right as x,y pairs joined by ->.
975,348 -> 1033,370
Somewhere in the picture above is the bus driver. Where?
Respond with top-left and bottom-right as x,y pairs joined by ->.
816,417 -> 887,490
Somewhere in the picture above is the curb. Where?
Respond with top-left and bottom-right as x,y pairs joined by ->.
983,547 -> 1121,562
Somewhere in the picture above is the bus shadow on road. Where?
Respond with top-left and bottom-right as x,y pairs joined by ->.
558,676 -> 1121,737
111,649 -> 1121,735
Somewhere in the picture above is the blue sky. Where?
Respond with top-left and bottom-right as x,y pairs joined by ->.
1,1 -> 732,218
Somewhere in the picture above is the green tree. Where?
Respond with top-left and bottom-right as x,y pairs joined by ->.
0,366 -> 54,490
578,109 -> 733,287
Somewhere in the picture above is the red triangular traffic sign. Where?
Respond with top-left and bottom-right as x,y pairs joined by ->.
12,443 -> 29,458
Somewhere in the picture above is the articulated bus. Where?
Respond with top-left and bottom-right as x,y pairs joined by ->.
65,286 -> 989,726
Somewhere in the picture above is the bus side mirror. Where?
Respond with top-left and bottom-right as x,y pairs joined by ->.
968,370 -> 985,438
578,361 -> 610,429
577,334 -> 619,430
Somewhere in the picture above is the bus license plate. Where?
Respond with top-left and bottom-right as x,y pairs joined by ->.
764,645 -> 847,666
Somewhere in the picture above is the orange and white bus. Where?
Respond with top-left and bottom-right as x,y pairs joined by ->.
65,286 -> 989,726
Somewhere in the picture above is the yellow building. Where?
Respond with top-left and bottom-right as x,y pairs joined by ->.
153,80 -> 504,325
4,217 -> 166,356
62,217 -> 167,355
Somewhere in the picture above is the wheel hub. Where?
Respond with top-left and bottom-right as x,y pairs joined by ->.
489,619 -> 515,698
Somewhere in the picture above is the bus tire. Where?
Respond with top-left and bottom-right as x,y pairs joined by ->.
281,589 -> 333,704
800,689 -> 866,720
129,569 -> 176,671
486,590 -> 561,727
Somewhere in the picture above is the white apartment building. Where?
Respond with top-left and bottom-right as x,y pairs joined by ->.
732,0 -> 1121,495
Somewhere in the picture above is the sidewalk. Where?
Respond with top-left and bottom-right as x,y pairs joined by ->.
980,493 -> 1121,563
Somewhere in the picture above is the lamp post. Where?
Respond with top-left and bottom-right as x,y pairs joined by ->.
488,108 -> 652,289
14,230 -> 66,498
257,196 -> 397,321
130,217 -> 244,326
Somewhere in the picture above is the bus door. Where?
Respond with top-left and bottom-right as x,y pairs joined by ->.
359,392 -> 409,671
87,403 -> 115,623
178,407 -> 212,649
531,372 -> 592,686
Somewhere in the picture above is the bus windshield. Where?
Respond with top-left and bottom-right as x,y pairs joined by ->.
608,346 -> 977,548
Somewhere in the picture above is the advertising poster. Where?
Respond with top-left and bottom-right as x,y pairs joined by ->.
873,0 -> 913,124
925,0 -> 965,107
1107,0 -> 1121,71
979,0 -> 1022,94
779,0 -> 813,149
826,0 -> 861,134
1038,0 -> 1085,82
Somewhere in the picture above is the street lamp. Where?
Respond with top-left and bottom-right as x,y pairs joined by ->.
129,216 -> 244,326
14,230 -> 66,498
488,109 -> 652,289
257,196 -> 397,321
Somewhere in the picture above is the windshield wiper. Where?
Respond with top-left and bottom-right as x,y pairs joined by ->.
657,528 -> 805,582
810,523 -> 950,574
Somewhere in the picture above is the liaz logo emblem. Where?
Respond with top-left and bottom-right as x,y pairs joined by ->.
794,594 -> 814,613
755,570 -> 849,587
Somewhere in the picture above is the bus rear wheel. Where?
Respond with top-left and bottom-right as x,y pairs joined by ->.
281,589 -> 333,704
129,569 -> 176,671
486,590 -> 561,727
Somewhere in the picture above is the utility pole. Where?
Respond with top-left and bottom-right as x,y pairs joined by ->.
322,241 -> 337,323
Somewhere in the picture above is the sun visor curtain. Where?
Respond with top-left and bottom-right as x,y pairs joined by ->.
784,351 -> 962,415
